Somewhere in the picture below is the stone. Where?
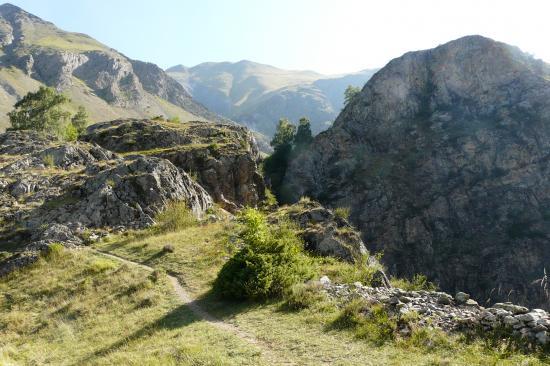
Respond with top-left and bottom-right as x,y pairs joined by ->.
503,316 -> 519,326
162,245 -> 175,253
536,331 -> 549,345
493,303 -> 529,315
437,293 -> 453,305
455,292 -> 470,304
319,276 -> 331,285
83,119 -> 265,211
464,299 -> 479,307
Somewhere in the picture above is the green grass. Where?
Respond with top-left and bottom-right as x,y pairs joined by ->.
0,248 -> 264,365
93,218 -> 549,365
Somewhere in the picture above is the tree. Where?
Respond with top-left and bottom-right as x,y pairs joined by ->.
264,119 -> 297,202
8,86 -> 70,133
294,117 -> 313,147
344,85 -> 361,106
270,118 -> 296,149
71,106 -> 89,135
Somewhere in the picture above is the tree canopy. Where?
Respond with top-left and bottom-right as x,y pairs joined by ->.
8,86 -> 89,140
344,85 -> 361,106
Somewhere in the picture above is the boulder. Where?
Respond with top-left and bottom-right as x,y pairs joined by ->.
83,119 -> 265,210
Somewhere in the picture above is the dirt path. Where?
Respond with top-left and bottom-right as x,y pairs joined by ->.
93,249 -> 292,365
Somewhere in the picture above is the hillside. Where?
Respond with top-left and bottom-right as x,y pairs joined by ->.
283,35 -> 550,308
0,3 -> 225,131
167,61 -> 377,136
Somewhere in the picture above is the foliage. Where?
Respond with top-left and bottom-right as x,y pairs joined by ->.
213,209 -> 313,300
264,117 -> 313,203
87,258 -> 118,273
42,242 -> 65,261
8,86 -> 70,133
390,273 -> 437,291
152,201 -> 197,233
283,282 -> 328,310
71,106 -> 89,135
8,86 -> 90,140
344,85 -> 361,106
334,206 -> 351,220
63,121 -> 79,141
332,299 -> 396,345
270,118 -> 296,149
167,116 -> 181,123
151,115 -> 165,121
42,154 -> 55,168
293,117 -> 313,148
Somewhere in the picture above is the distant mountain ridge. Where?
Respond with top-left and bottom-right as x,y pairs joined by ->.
0,3 -> 227,131
167,60 -> 377,136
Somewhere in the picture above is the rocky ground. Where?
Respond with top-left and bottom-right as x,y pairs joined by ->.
321,277 -> 550,346
83,118 -> 265,211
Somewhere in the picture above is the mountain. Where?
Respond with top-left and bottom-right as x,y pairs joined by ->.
0,3 -> 225,131
167,61 -> 377,136
283,35 -> 550,308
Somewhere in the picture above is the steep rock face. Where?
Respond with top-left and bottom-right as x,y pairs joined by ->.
284,36 -> 550,307
83,119 -> 265,210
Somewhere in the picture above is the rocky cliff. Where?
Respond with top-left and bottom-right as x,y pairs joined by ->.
83,118 -> 265,210
284,35 -> 550,308
0,4 -> 225,130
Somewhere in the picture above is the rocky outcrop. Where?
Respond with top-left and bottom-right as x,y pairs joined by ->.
274,199 -> 368,262
83,119 -> 265,210
284,36 -> 550,308
322,279 -> 550,346
0,131 -> 213,245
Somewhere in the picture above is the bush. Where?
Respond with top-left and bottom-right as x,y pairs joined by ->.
152,201 -> 197,233
87,259 -> 118,273
213,209 -> 313,300
334,207 -> 351,220
283,282 -> 328,310
333,299 -> 396,345
42,243 -> 65,261
390,274 -> 437,291
167,116 -> 181,123
42,154 -> 55,168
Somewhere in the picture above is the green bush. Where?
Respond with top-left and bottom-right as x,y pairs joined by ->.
42,154 -> 55,168
283,282 -> 328,310
332,299 -> 396,345
390,274 -> 437,291
214,209 -> 313,300
42,243 -> 65,261
87,259 -> 118,273
153,201 -> 197,233
334,207 -> 351,221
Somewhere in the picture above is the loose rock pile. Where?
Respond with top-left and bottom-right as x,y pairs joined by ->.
321,278 -> 550,345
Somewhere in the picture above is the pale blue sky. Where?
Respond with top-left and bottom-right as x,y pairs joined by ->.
7,0 -> 550,74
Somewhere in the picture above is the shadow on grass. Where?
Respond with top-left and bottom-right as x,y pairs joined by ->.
77,304 -> 199,365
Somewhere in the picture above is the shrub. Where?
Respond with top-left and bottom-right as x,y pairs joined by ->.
334,207 -> 351,221
213,209 -> 313,300
153,201 -> 197,233
167,116 -> 181,123
87,259 -> 118,273
333,299 -> 396,345
63,122 -> 79,142
390,274 -> 437,291
42,243 -> 65,261
283,282 -> 328,310
42,154 -> 55,168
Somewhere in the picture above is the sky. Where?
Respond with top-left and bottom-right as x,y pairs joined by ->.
6,0 -> 550,75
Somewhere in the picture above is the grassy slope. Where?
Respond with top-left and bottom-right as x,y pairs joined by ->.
0,249 -> 264,365
94,220 -> 547,365
0,69 -> 204,132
